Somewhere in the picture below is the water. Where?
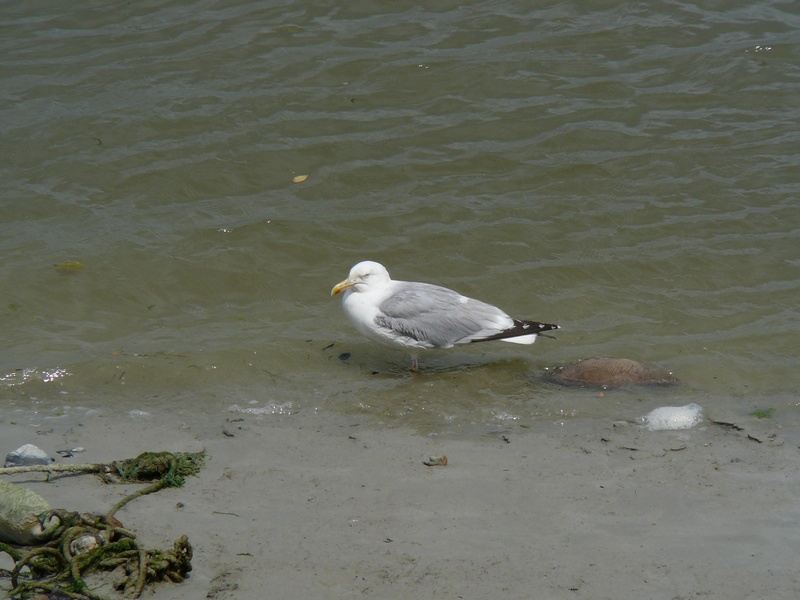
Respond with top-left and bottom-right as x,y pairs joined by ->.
2,0 -> 799,438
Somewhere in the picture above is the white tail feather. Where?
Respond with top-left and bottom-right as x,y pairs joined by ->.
500,334 -> 538,345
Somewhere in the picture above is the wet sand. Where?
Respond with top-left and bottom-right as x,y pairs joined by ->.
1,407 -> 798,599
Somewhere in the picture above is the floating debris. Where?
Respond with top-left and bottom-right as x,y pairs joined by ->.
292,174 -> 309,183
54,261 -> 85,272
422,455 -> 448,467
546,357 -> 679,389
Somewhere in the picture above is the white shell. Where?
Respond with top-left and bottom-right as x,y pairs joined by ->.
70,532 -> 108,555
4,444 -> 50,468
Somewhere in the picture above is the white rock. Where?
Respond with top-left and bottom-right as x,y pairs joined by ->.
4,444 -> 51,468
642,403 -> 703,431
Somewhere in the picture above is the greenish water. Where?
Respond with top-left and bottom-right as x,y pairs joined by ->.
2,1 -> 799,438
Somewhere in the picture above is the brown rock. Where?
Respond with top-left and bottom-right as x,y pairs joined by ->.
547,357 -> 679,389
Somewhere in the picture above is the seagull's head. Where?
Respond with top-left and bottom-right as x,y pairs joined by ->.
331,261 -> 391,296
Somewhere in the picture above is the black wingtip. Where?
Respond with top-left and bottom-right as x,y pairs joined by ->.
470,319 -> 560,343
516,319 -> 560,334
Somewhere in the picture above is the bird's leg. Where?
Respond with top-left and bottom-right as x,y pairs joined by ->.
410,355 -> 420,372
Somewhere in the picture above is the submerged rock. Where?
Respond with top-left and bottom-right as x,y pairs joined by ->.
546,357 -> 679,389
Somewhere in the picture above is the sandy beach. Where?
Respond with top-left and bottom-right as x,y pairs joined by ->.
1,403 -> 798,600
3,1 -> 798,598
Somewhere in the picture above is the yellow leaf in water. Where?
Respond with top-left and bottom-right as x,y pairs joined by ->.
54,262 -> 85,272
292,174 -> 309,183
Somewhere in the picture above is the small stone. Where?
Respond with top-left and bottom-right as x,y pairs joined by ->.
4,444 -> 51,468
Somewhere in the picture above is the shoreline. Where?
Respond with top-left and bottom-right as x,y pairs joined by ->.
2,406 -> 798,599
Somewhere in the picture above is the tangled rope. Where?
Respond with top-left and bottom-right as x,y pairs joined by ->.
0,451 -> 204,599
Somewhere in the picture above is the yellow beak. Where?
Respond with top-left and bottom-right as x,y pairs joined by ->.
331,278 -> 355,296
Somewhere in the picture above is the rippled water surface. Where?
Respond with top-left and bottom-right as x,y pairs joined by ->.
2,1 -> 799,438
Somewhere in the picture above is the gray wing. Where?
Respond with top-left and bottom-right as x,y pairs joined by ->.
375,282 -> 513,348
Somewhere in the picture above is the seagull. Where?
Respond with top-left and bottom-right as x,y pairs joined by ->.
330,261 -> 560,371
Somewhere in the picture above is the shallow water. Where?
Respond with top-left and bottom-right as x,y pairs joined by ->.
2,0 -> 799,440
